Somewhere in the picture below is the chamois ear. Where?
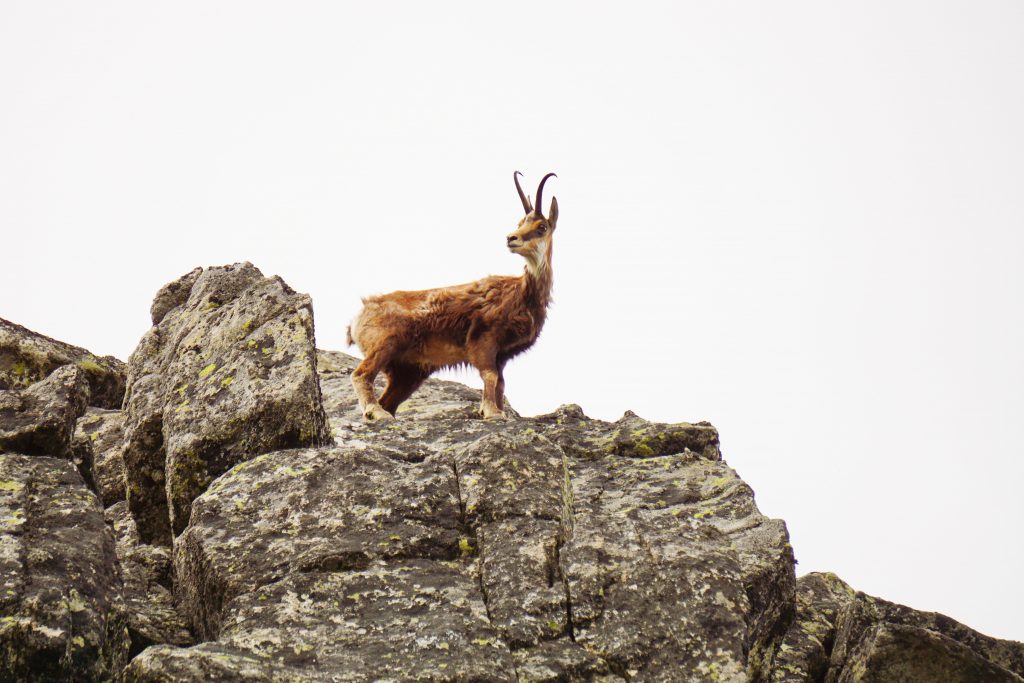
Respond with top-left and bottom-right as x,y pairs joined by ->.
548,196 -> 559,230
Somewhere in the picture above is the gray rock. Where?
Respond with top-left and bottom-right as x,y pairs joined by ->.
0,317 -> 126,409
0,364 -> 89,459
73,407 -> 128,507
121,263 -> 331,545
0,454 -> 129,681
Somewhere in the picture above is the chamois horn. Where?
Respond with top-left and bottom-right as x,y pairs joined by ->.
514,171 -> 533,215
535,173 -> 557,216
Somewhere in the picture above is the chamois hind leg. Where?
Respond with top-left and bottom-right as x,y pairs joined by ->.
494,367 -> 506,412
379,363 -> 430,416
352,351 -> 394,421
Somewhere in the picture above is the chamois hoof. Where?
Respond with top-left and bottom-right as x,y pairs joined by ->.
480,407 -> 508,420
363,405 -> 395,422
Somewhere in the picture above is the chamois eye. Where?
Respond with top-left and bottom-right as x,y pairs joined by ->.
537,225 -> 547,234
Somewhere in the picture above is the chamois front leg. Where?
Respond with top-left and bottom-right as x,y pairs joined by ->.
478,367 -> 506,419
352,352 -> 394,422
469,340 -> 505,419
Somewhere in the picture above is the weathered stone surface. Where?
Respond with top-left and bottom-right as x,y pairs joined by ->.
106,502 -> 193,657
0,454 -> 129,681
122,263 -> 331,544
175,445 -> 462,639
0,364 -> 89,459
126,562 -> 516,682
73,407 -> 127,507
826,590 -> 1024,683
0,317 -> 126,409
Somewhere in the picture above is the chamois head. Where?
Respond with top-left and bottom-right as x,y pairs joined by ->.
507,172 -> 559,271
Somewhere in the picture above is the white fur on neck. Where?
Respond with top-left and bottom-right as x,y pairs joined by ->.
524,242 -> 550,280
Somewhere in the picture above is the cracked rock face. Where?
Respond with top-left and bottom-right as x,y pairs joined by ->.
0,454 -> 129,682
0,317 -> 126,410
121,263 -> 331,545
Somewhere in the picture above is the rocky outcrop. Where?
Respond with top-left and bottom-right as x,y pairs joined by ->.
0,454 -> 129,682
125,372 -> 796,682
0,318 -> 126,410
2,263 -> 1023,681
121,263 -> 331,545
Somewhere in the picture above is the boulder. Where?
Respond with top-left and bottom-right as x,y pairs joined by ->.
0,454 -> 129,681
121,263 -> 331,544
0,317 -> 126,409
0,364 -> 89,459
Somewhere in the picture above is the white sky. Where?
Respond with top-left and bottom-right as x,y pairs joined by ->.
2,1 -> 1022,641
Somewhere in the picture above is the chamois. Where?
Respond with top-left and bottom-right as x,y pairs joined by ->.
347,171 -> 559,421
